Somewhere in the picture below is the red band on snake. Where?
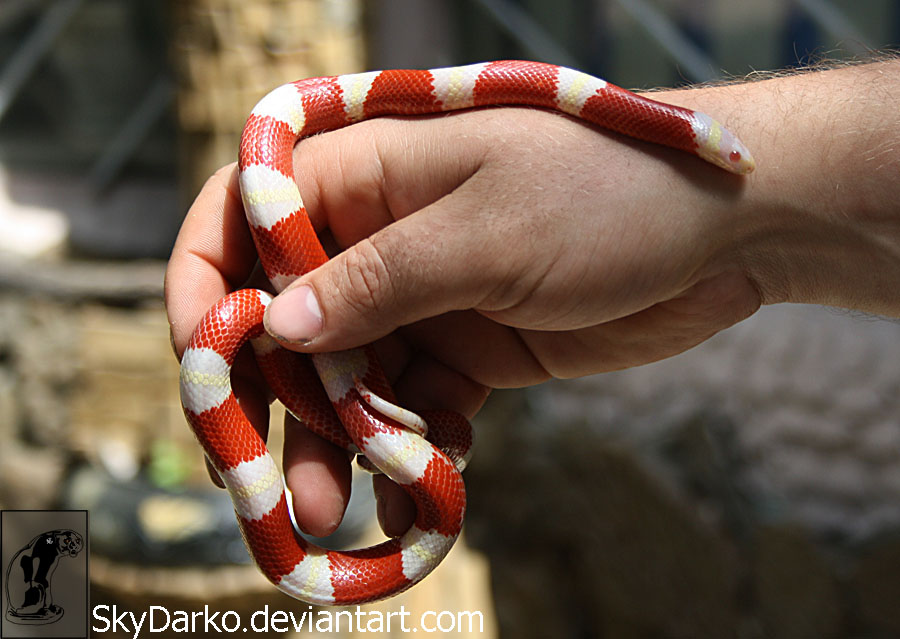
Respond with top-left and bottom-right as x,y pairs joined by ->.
179,60 -> 754,606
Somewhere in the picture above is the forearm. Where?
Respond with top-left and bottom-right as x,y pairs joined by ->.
665,59 -> 900,316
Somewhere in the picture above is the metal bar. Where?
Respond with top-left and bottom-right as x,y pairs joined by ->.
470,0 -> 581,68
612,0 -> 719,83
793,0 -> 873,55
0,0 -> 84,122
88,75 -> 174,193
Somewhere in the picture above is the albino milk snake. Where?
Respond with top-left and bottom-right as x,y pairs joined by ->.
179,60 -> 754,605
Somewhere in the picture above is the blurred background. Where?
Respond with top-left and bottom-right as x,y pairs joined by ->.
0,1 -> 899,637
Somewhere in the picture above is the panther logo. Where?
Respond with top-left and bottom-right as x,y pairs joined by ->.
5,529 -> 84,625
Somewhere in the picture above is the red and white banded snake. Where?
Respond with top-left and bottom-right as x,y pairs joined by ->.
179,60 -> 754,605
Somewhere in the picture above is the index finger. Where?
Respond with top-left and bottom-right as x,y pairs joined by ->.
165,163 -> 260,356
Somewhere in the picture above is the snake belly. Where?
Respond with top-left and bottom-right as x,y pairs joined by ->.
179,60 -> 754,606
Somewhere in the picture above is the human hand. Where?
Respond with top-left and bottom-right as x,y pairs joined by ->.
167,103 -> 759,537
262,106 -> 763,380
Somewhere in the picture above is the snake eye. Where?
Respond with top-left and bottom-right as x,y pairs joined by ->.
729,143 -> 756,174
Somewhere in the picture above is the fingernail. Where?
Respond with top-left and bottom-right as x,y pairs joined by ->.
264,285 -> 323,344
205,456 -> 225,489
169,325 -> 180,361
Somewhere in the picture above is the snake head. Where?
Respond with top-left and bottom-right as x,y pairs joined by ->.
691,111 -> 755,175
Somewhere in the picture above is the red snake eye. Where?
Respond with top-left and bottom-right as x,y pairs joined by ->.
729,150 -> 742,163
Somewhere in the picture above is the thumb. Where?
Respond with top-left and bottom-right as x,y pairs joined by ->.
262,205 -> 495,352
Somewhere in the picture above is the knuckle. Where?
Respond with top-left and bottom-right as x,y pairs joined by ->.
337,237 -> 396,317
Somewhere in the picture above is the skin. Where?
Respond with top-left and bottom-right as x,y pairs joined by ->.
166,60 -> 900,538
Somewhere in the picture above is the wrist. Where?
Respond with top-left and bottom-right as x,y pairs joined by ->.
665,60 -> 900,316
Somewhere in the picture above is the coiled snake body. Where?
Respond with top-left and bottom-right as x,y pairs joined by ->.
180,60 -> 754,605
